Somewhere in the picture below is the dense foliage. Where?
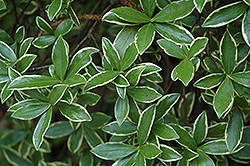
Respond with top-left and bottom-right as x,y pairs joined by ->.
0,0 -> 250,165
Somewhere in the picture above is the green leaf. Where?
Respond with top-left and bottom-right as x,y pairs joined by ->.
0,59 -> 7,75
155,93 -> 180,122
0,130 -> 26,147
116,87 -> 126,99
102,37 -> 120,70
49,84 -> 68,105
202,1 -> 248,27
15,54 -> 37,73
192,111 -> 208,145
220,30 -> 237,74
113,152 -> 138,166
171,124 -> 197,150
158,144 -> 182,162
113,74 -> 130,87
0,0 -> 6,10
52,36 -> 68,80
189,150 -> 215,166
0,28 -> 13,44
3,148 -> 34,166
84,71 -> 120,91
32,35 -> 56,49
243,9 -> 250,46
125,66 -> 145,86
19,37 -> 33,57
36,16 -> 54,34
138,63 -> 162,76
79,149 -> 94,166
137,105 -> 156,145
135,153 -> 146,166
152,123 -> 179,141
171,58 -> 194,86
67,125 -> 84,153
140,143 -> 162,159
207,122 -> 227,139
102,120 -> 137,136
48,0 -> 62,21
237,44 -> 250,64
0,41 -> 17,62
33,107 -> 52,151
84,126 -> 104,148
194,0 -> 207,13
68,6 -> 80,27
8,75 -> 60,90
230,71 -> 250,88
10,99 -> 49,120
57,101 -> 91,122
63,74 -> 86,87
45,121 -> 74,138
157,38 -> 186,59
139,0 -> 156,17
54,19 -> 73,37
135,23 -> 155,55
67,47 -> 98,77
188,37 -> 208,58
110,7 -> 151,23
225,108 -> 243,152
155,23 -> 194,44
244,0 -> 250,5
193,73 -> 225,89
128,96 -> 141,124
127,86 -> 162,103
91,142 -> 138,160
213,76 -> 234,118
15,26 -> 25,43
199,140 -> 230,155
85,112 -> 111,129
152,0 -> 195,22
120,42 -> 138,71
114,26 -> 139,58
115,95 -> 130,126
78,92 -> 101,106
102,12 -> 139,26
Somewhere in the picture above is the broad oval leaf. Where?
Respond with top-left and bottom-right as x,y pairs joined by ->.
67,125 -> 84,153
32,35 -> 56,49
91,142 -> 138,160
63,74 -> 86,87
193,73 -> 225,89
137,105 -> 156,145
116,87 -> 126,99
68,6 -> 80,27
110,7 -> 151,23
57,101 -> 92,122
139,0 -> 156,17
113,74 -> 130,87
0,41 -> 17,62
84,71 -> 120,91
45,121 -> 74,138
49,84 -> 68,105
127,86 -> 162,103
115,95 -> 130,126
15,54 -> 37,74
202,1 -> 248,27
8,75 -> 60,90
84,126 -> 104,148
152,0 -> 195,22
230,71 -> 250,88
120,42 -> 138,71
194,0 -> 208,13
199,140 -> 230,155
102,12 -> 139,26
15,26 -> 25,43
188,37 -> 208,58
158,144 -> 182,162
213,76 -> 234,118
112,152 -> 138,166
243,8 -> 250,46
189,150 -> 215,166
128,96 -> 141,124
140,143 -> 162,159
47,0 -> 62,21
3,148 -> 34,166
125,66 -> 145,86
0,130 -> 26,147
102,120 -> 137,136
19,37 -> 33,57
36,16 -> 54,34
78,92 -> 101,107
192,111 -> 208,145
138,62 -> 162,76
152,123 -> 179,141
54,19 -> 73,37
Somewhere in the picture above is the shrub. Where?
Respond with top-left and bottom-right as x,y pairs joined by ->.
0,0 -> 250,165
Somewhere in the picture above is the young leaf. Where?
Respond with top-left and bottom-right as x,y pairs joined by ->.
155,93 -> 180,122
194,0 -> 207,13
49,84 -> 68,105
220,30 -> 237,74
155,23 -> 194,44
91,142 -> 138,160
102,37 -> 120,70
33,107 -> 52,150
67,125 -> 84,153
32,35 -> 56,49
230,71 -> 250,88
125,66 -> 145,86
137,105 -> 156,145
139,0 -> 156,17
152,0 -> 195,22
192,111 -> 208,145
45,121 -> 74,138
140,143 -> 162,159
15,54 -> 37,73
120,42 -> 138,71
114,95 -> 130,126
135,23 -> 155,55
8,75 -> 60,90
225,108 -> 243,152
213,77 -> 234,118
110,7 -> 151,23
158,144 -> 182,162
19,37 -> 33,57
52,36 -> 68,80
15,26 -> 25,43
243,8 -> 250,46
57,101 -> 92,122
188,37 -> 208,58
152,123 -> 179,141
171,58 -> 194,86
102,120 -> 137,136
202,1 -> 248,27
36,16 -> 54,34
84,71 -> 120,91
0,41 -> 17,63
193,73 -> 225,89
47,0 -> 62,21
157,38 -> 186,59
127,86 -> 162,103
